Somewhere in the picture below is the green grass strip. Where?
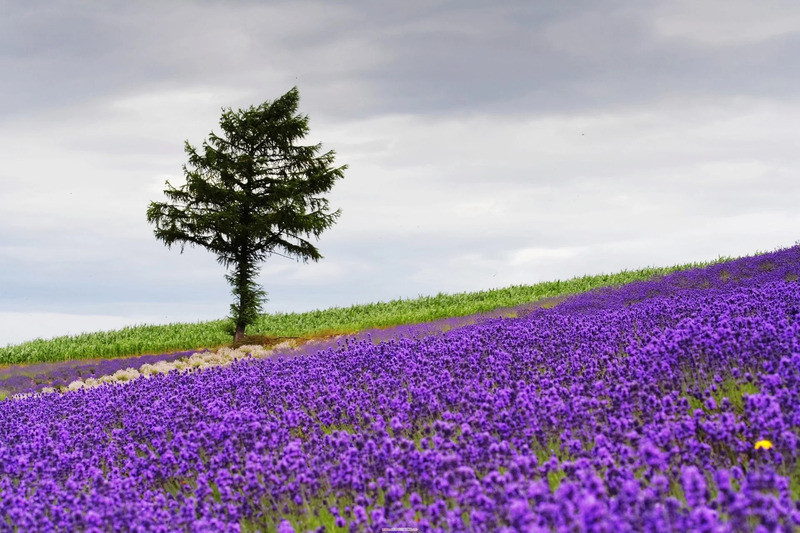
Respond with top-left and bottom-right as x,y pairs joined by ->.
0,255 -> 732,366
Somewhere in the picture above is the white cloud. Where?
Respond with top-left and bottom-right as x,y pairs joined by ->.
509,246 -> 584,266
0,311 -> 178,348
652,1 -> 800,45
2,1 -> 800,347
320,95 -> 800,252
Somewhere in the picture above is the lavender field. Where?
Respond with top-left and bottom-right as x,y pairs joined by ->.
2,247 -> 800,531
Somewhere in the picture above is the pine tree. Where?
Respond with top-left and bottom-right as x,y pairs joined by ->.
147,87 -> 346,342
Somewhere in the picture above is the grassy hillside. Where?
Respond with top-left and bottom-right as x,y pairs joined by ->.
0,255 -> 734,366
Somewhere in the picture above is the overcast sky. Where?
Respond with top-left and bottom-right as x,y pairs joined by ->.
2,0 -> 799,347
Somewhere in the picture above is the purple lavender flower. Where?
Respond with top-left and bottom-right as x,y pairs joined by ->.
2,246 -> 800,530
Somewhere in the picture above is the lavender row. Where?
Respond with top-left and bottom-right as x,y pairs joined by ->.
0,298 -> 559,399
0,247 -> 799,531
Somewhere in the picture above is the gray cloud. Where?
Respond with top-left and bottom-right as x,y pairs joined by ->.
1,0 -> 800,345
5,1 -> 800,119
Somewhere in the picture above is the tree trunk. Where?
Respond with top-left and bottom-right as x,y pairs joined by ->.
233,243 -> 248,344
234,324 -> 246,344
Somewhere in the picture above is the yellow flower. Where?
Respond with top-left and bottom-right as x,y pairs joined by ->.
754,439 -> 773,450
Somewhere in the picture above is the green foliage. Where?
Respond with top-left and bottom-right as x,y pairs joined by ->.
790,461 -> 800,501
146,87 -> 346,339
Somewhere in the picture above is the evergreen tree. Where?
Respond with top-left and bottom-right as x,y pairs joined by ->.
147,87 -> 346,342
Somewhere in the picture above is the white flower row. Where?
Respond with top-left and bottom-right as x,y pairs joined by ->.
14,339 -> 336,399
